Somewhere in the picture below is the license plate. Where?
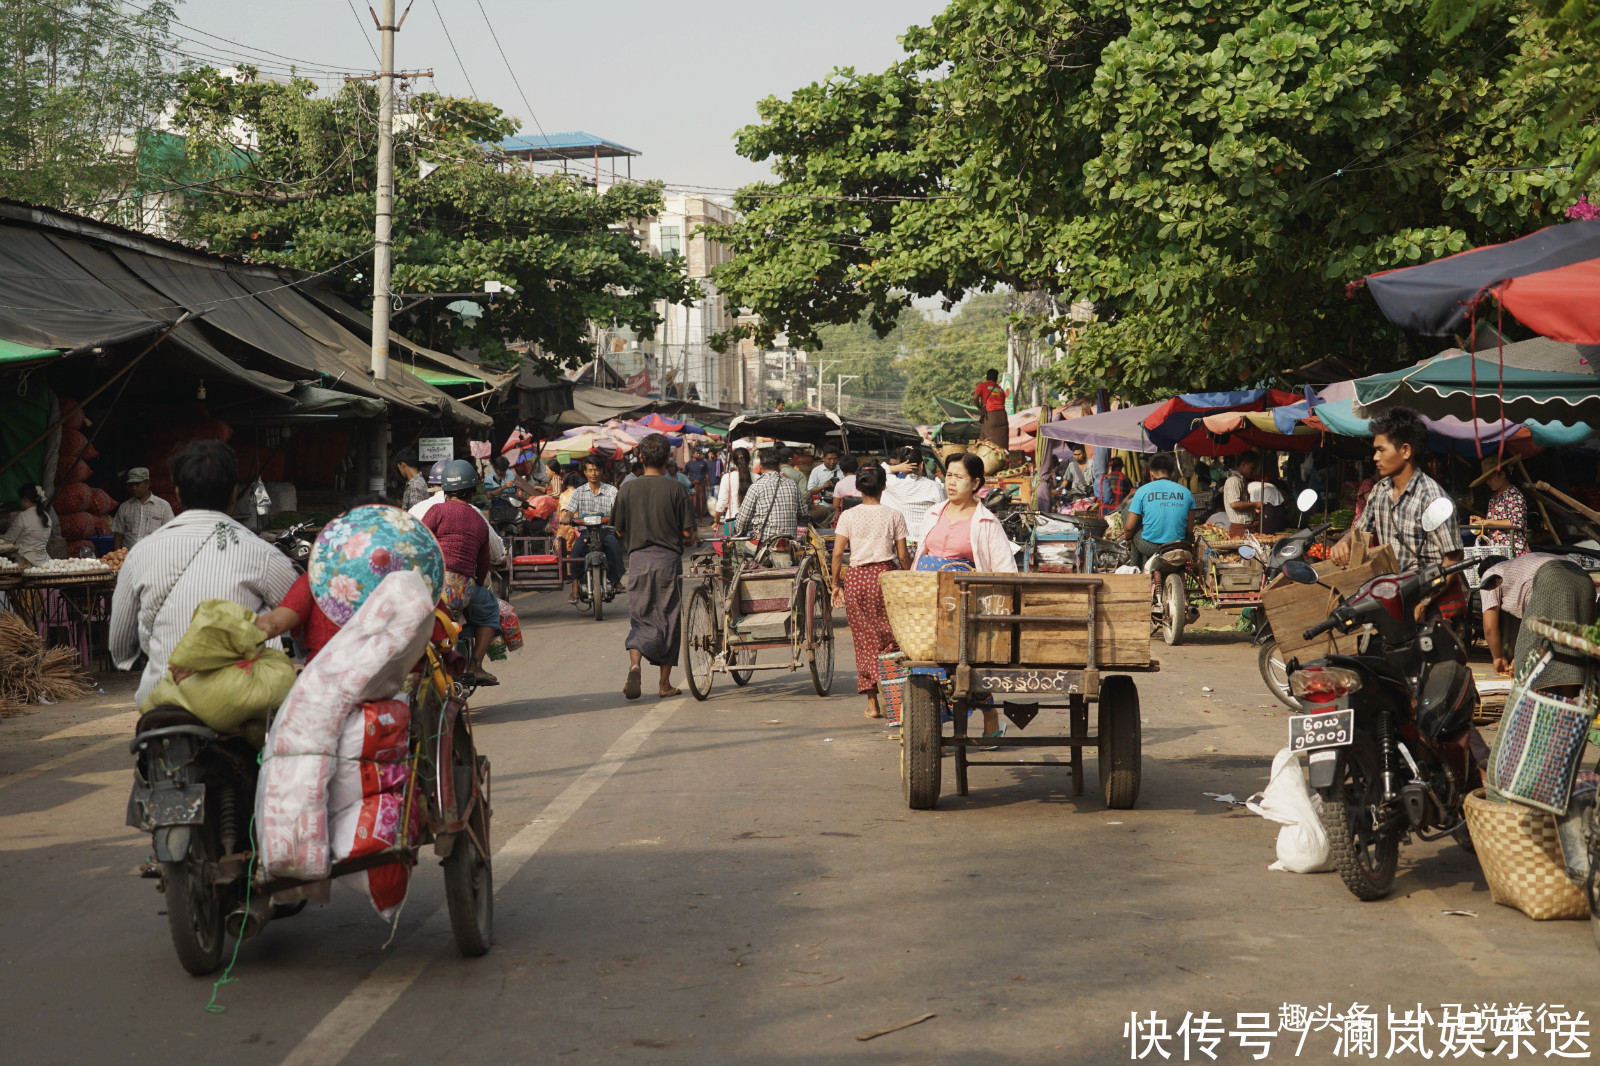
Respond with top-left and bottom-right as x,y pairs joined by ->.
1288,709 -> 1354,752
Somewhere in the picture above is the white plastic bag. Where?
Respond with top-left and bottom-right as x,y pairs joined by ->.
1246,747 -> 1334,873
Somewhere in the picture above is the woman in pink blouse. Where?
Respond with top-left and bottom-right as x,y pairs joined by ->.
829,464 -> 911,718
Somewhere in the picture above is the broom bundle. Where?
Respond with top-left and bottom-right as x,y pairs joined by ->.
0,612 -> 40,657
0,612 -> 91,706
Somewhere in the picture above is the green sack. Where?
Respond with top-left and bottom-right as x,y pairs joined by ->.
139,599 -> 297,738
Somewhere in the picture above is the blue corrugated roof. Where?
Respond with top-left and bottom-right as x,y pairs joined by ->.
495,131 -> 639,158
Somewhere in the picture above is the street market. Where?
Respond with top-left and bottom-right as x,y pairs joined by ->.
5,1 -> 1600,1062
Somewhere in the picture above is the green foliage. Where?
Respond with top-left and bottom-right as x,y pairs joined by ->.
0,0 -> 178,212
710,0 -> 1599,402
168,71 -> 696,369
813,293 -> 1009,424
1426,0 -> 1600,188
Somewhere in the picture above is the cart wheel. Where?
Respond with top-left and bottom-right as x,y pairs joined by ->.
806,579 -> 834,696
682,584 -> 716,701
1161,572 -> 1186,646
902,673 -> 941,810
731,646 -> 755,685
589,567 -> 604,622
1097,675 -> 1142,810
444,751 -> 493,957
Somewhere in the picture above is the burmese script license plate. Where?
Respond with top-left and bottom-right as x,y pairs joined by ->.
1288,709 -> 1354,752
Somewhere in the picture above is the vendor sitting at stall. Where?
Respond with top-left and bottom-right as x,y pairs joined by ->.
1478,553 -> 1596,692
1123,453 -> 1195,567
1221,451 -> 1263,536
1468,455 -> 1530,557
4,483 -> 54,567
111,467 -> 174,551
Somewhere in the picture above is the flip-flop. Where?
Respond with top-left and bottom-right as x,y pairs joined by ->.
657,686 -> 682,698
476,672 -> 500,687
624,666 -> 642,700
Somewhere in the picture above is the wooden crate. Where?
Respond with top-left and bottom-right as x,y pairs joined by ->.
1262,545 -> 1397,660
1020,573 -> 1149,666
930,572 -> 1150,667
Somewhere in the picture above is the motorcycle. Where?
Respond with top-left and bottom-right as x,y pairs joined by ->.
1281,495 -> 1484,901
571,514 -> 615,621
1243,489 -> 1331,709
1146,543 -> 1200,645
272,520 -> 316,572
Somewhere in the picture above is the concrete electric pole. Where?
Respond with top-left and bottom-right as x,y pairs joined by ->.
366,0 -> 402,494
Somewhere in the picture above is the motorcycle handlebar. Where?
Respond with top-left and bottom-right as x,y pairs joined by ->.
1302,617 -> 1342,641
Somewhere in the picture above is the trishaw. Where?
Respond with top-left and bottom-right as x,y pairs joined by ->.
881,570 -> 1156,810
680,529 -> 835,700
129,610 -> 493,975
498,531 -> 566,600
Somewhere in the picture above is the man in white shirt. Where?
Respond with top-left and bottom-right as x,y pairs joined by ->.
881,447 -> 947,545
110,442 -> 298,707
807,448 -> 842,493
111,467 -> 174,551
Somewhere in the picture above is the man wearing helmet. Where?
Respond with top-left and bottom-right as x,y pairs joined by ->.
422,459 -> 504,686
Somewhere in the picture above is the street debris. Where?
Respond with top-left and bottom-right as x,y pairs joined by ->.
1203,792 -> 1243,806
1441,910 -> 1478,918
856,1013 -> 936,1042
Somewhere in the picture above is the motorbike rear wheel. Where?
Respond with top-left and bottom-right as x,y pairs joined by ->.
1161,572 -> 1186,646
1320,731 -> 1399,901
164,831 -> 226,976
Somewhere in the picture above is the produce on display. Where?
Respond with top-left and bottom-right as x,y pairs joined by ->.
100,547 -> 129,571
22,558 -> 112,577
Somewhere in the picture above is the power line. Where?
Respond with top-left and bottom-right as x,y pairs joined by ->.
474,0 -> 553,148
343,0 -> 381,64
116,0 -> 367,72
430,0 -> 479,100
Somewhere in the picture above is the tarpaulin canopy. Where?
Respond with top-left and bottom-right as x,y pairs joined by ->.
1143,388 -> 1316,454
725,410 -> 922,451
1038,402 -> 1165,452
639,412 -> 709,435
1351,353 -> 1600,428
1365,221 -> 1600,343
1309,397 -> 1591,454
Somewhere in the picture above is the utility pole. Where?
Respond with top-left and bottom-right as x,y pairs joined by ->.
366,0 -> 403,494
836,374 -> 860,414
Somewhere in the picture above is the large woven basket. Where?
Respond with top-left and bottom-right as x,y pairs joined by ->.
1463,788 -> 1588,920
971,439 -> 1006,476
879,570 -> 941,661
1525,618 -> 1600,661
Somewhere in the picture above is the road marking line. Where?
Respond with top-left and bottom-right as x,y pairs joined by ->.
280,698 -> 684,1066
39,709 -> 138,742
0,735 -> 124,793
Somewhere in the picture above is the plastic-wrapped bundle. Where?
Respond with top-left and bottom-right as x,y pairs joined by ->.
255,570 -> 435,882
328,698 -> 423,919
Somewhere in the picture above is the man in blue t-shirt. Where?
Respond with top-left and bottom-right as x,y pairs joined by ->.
1123,453 -> 1196,566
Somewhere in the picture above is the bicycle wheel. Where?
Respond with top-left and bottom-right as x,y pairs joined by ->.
682,584 -> 716,701
731,646 -> 756,685
806,578 -> 834,696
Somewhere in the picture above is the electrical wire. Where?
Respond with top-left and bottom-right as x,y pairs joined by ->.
473,0 -> 553,148
342,0 -> 382,64
430,0 -> 479,100
115,0 -> 367,72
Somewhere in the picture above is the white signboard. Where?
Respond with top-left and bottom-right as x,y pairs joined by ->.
418,437 -> 453,463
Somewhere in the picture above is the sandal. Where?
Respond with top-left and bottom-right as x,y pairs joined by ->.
658,686 -> 682,698
624,666 -> 642,700
475,671 -> 500,687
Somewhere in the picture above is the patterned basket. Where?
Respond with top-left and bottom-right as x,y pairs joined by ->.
1463,789 -> 1588,920
878,570 -> 941,661
878,652 -> 908,726
1525,617 -> 1600,661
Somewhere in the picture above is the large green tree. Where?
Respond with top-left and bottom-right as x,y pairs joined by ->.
169,69 -> 695,368
708,0 -> 1599,401
0,0 -> 179,212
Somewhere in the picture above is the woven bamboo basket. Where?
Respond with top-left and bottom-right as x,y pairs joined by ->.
1525,618 -> 1600,661
24,571 -> 115,587
1463,789 -> 1588,920
970,439 -> 1006,476
879,571 -> 941,661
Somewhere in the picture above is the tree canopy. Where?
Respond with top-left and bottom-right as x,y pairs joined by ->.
707,0 -> 1600,401
0,0 -> 178,213
168,70 -> 695,368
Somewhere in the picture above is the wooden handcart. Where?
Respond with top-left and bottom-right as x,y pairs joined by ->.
497,533 -> 566,599
882,570 -> 1157,810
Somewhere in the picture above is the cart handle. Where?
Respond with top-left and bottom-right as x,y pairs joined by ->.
949,572 -> 1104,588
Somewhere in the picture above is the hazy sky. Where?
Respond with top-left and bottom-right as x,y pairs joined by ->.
170,0 -> 947,191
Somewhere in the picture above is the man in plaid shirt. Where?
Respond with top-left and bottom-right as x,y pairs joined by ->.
1331,406 -> 1465,622
561,454 -> 623,597
735,447 -> 805,546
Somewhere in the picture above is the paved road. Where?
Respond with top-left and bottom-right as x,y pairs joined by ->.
1,592 -> 1594,1065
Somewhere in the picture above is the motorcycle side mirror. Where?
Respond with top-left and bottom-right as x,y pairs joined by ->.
1295,488 -> 1318,514
1283,559 -> 1320,585
1421,497 -> 1455,533
1236,544 -> 1258,560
